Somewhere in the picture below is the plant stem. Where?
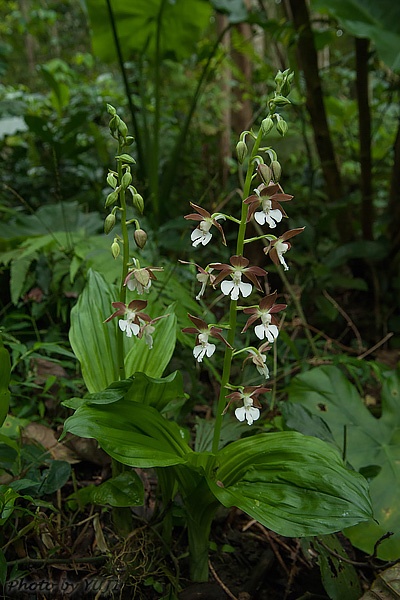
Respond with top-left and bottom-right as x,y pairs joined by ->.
116,142 -> 128,380
105,0 -> 145,183
211,127 -> 264,454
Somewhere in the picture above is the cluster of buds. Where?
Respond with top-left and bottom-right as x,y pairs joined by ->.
103,106 -> 167,351
182,70 -> 304,425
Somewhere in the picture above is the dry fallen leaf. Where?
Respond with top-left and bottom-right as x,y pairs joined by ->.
23,423 -> 80,464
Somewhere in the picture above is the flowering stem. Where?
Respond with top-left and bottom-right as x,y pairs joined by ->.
116,142 -> 129,380
211,127 -> 265,454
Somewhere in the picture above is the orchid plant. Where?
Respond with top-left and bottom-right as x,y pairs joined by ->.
63,70 -> 372,583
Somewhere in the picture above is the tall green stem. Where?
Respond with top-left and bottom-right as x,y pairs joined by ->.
116,141 -> 129,380
105,0 -> 145,183
211,127 -> 264,454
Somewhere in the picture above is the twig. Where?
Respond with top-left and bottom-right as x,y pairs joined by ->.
315,538 -> 369,567
357,332 -> 394,360
322,290 -> 365,352
299,322 -> 359,353
367,531 -> 394,560
6,555 -> 109,567
209,560 -> 239,600
260,530 -> 290,576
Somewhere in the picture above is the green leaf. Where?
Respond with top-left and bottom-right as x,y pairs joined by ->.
91,472 -> 144,507
311,0 -> 400,71
287,366 -> 400,559
125,304 -> 177,379
69,270 -> 175,392
86,0 -> 212,63
10,254 -> 36,304
313,534 -> 362,600
69,269 -> 120,392
124,371 -> 186,412
63,371 -> 186,414
208,432 -> 372,538
41,461 -> 71,495
64,400 -> 192,468
0,336 -> 11,428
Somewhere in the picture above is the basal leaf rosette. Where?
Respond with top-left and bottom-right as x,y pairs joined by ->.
207,432 -> 373,537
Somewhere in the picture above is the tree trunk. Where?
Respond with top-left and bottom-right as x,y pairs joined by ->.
287,0 -> 353,242
355,37 -> 373,240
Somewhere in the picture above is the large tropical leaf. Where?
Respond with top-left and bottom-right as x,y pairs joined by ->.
311,0 -> 400,71
64,400 -> 191,468
85,0 -> 212,62
287,366 -> 400,559
63,373 -> 190,467
208,432 -> 372,538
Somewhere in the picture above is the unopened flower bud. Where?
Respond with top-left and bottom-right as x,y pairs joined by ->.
275,70 -> 283,86
134,229 -> 147,249
107,104 -> 116,116
107,172 -> 117,188
281,73 -> 294,97
104,213 -> 116,235
276,119 -> 288,137
118,120 -> 128,139
109,116 -> 117,133
132,192 -> 144,214
105,190 -> 119,208
257,164 -> 272,185
121,170 -> 132,189
261,117 -> 274,136
236,140 -> 248,163
271,160 -> 282,182
111,240 -> 120,259
273,95 -> 291,107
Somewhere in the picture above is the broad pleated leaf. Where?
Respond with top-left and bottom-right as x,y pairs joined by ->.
69,269 -> 119,392
64,400 -> 192,468
208,432 -> 372,538
90,472 -> 144,507
86,0 -> 212,63
311,0 -> 400,71
125,304 -> 177,379
64,371 -> 186,416
69,270 -> 175,392
287,366 -> 400,559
